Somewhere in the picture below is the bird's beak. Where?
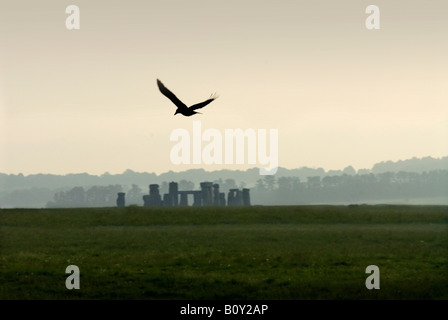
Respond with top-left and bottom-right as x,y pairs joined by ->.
174,111 -> 177,116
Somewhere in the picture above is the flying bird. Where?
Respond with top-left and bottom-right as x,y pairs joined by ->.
157,79 -> 218,116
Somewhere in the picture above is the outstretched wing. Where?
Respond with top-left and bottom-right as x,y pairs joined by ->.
157,79 -> 188,110
190,93 -> 219,110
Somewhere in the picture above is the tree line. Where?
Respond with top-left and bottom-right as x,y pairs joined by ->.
252,170 -> 448,205
39,170 -> 448,208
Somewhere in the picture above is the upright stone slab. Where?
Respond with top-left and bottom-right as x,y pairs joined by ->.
219,192 -> 226,206
242,188 -> 251,206
143,195 -> 150,207
169,181 -> 179,206
179,192 -> 188,206
193,191 -> 202,206
200,182 -> 213,206
149,184 -> 162,206
235,189 -> 243,206
227,190 -> 235,206
213,184 -> 220,206
116,192 -> 125,207
163,193 -> 171,206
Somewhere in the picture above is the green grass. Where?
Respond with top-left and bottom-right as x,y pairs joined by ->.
1,205 -> 447,299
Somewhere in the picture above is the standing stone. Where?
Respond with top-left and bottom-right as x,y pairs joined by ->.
213,184 -> 220,206
235,189 -> 243,206
242,188 -> 251,206
149,184 -> 162,206
180,192 -> 188,206
143,195 -> 150,207
192,191 -> 201,206
219,192 -> 226,206
169,182 -> 179,206
163,193 -> 171,206
227,190 -> 235,206
200,182 -> 213,206
116,192 -> 125,207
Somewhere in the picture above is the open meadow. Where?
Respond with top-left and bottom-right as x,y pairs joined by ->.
0,205 -> 447,299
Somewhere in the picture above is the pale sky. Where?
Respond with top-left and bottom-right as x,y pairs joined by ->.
1,0 -> 447,175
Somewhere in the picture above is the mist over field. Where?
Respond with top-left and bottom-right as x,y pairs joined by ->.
1,156 -> 447,208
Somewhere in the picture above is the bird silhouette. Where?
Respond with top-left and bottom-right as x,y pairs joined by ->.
157,79 -> 218,116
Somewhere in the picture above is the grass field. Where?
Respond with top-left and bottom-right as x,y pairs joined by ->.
0,205 -> 447,299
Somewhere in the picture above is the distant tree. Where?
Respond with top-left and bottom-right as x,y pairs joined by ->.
179,179 -> 194,191
378,172 -> 394,184
104,185 -> 122,206
222,179 -> 237,191
343,166 -> 356,175
263,176 -> 276,191
357,169 -> 371,175
291,177 -> 302,193
68,187 -> 86,207
86,186 -> 102,206
127,184 -> 143,206
255,179 -> 266,192
307,176 -> 321,189
47,185 -> 122,208
276,177 -> 294,204
51,186 -> 86,207
322,176 -> 339,188
160,181 -> 169,195
277,177 -> 292,193
357,173 -> 376,185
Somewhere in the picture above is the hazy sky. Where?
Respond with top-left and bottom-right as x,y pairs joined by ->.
1,0 -> 447,175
